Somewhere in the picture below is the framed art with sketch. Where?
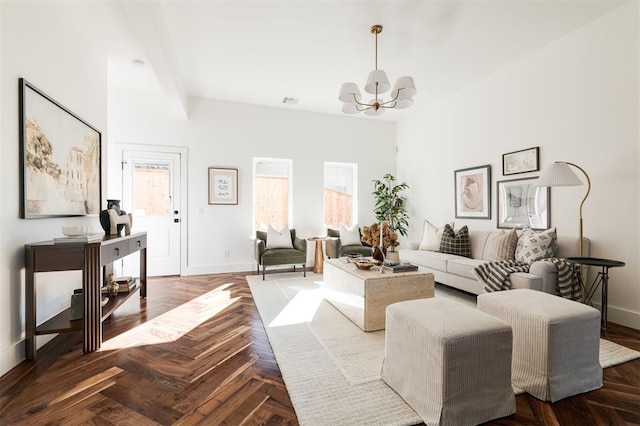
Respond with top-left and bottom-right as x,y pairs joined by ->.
454,164 -> 491,219
19,78 -> 101,218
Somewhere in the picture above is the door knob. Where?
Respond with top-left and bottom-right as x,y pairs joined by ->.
174,210 -> 179,215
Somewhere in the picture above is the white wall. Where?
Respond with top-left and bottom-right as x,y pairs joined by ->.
107,90 -> 397,275
397,3 -> 639,328
0,2 -> 108,375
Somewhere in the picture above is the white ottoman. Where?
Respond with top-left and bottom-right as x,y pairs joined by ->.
381,298 -> 515,426
477,289 -> 602,402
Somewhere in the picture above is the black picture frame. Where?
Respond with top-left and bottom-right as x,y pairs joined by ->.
454,164 -> 491,219
19,78 -> 102,218
502,146 -> 539,176
496,177 -> 550,230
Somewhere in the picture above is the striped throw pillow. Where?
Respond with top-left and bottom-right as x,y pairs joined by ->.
439,224 -> 472,258
483,229 -> 518,261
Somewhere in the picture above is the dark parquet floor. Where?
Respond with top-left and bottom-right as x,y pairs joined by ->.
0,272 -> 638,425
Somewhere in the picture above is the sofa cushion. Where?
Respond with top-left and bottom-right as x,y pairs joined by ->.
400,250 -> 460,272
483,229 -> 518,261
266,225 -> 293,249
515,227 -> 557,264
340,224 -> 362,246
447,257 -> 486,279
419,220 -> 454,251
439,224 -> 472,258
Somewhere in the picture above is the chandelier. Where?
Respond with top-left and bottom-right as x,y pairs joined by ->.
339,25 -> 416,116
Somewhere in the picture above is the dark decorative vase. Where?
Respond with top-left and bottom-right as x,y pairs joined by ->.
372,247 -> 386,263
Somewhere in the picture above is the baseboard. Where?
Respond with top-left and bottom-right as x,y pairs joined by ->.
0,340 -> 24,377
184,262 -> 257,276
591,302 -> 639,330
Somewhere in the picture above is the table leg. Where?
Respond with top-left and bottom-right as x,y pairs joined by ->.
601,266 -> 609,331
313,240 -> 324,274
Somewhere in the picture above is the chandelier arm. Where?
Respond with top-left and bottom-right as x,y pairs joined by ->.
350,94 -> 374,108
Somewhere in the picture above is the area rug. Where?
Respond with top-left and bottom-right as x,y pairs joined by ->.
247,273 -> 640,426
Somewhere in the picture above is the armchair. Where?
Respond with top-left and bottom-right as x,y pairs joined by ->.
325,227 -> 372,259
255,228 -> 307,280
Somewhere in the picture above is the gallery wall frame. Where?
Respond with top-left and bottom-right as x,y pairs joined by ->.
208,167 -> 238,205
454,164 -> 491,219
496,177 -> 550,230
19,78 -> 102,218
502,146 -> 539,176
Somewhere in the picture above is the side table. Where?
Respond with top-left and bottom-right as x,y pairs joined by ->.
307,236 -> 329,274
566,257 -> 625,331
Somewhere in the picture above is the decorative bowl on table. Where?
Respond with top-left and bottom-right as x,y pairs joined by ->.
351,258 -> 380,270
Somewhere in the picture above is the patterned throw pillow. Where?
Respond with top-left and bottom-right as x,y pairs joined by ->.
515,227 -> 557,264
439,224 -> 472,258
340,224 -> 362,246
266,225 -> 293,249
419,220 -> 454,251
482,229 -> 518,261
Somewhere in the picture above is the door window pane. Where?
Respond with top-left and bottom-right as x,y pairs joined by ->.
133,162 -> 170,216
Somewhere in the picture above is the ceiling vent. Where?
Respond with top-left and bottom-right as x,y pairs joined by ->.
282,97 -> 299,104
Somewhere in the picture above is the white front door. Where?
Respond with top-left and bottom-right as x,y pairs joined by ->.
122,150 -> 181,276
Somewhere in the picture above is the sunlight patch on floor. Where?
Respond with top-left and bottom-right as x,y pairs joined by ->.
269,285 -> 324,327
101,283 -> 240,350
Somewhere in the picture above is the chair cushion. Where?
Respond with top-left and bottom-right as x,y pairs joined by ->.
340,224 -> 362,246
266,225 -> 293,249
261,248 -> 306,266
341,245 -> 372,257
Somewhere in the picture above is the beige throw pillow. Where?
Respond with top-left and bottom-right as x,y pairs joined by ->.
515,227 -> 557,264
339,224 -> 362,246
266,225 -> 293,249
482,229 -> 518,261
419,221 -> 454,251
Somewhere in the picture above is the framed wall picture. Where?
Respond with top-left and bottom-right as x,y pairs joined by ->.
208,167 -> 238,205
502,146 -> 539,175
497,177 -> 550,230
19,78 -> 102,218
454,164 -> 491,219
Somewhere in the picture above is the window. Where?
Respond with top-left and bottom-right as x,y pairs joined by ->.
253,157 -> 292,231
132,161 -> 171,216
324,162 -> 357,229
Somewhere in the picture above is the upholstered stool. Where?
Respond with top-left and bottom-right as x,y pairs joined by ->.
477,289 -> 602,402
381,298 -> 515,426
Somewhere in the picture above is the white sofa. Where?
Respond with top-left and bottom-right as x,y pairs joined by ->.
399,230 -> 589,295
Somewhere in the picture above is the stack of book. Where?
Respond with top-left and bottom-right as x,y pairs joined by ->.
54,233 -> 104,244
115,276 -> 137,293
383,263 -> 419,273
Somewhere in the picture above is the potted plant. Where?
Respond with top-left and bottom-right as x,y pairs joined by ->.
372,174 -> 409,261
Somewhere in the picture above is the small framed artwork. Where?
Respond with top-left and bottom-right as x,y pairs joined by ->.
454,165 -> 491,219
208,167 -> 238,205
497,177 -> 550,230
19,78 -> 102,218
502,146 -> 539,175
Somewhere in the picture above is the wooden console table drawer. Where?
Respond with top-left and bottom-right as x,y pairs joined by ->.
101,239 -> 130,264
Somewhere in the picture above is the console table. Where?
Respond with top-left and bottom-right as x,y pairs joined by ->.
25,232 -> 147,360
566,257 -> 625,331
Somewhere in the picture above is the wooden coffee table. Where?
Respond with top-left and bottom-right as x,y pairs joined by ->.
323,258 -> 434,331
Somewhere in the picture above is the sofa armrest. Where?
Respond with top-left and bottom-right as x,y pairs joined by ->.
254,239 -> 266,262
325,237 -> 340,258
529,260 -> 558,294
293,237 -> 307,253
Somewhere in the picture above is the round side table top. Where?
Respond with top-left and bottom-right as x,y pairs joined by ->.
565,257 -> 626,268
307,236 -> 330,241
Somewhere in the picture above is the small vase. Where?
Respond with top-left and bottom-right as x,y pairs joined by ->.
372,247 -> 386,263
106,274 -> 119,296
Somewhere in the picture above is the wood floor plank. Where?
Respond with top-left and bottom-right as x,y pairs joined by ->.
0,272 -> 637,425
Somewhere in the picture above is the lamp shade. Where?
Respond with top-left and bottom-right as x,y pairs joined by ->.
394,98 -> 414,109
391,76 -> 417,100
338,82 -> 362,103
535,162 -> 584,187
341,103 -> 360,114
364,70 -> 390,94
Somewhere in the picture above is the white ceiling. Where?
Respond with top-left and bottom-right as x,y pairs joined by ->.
106,0 -> 627,122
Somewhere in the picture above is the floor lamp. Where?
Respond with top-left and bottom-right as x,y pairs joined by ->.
535,161 -> 591,297
534,161 -> 591,258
